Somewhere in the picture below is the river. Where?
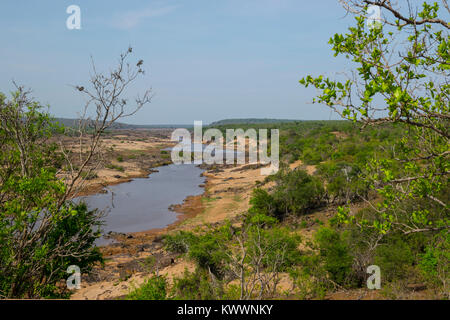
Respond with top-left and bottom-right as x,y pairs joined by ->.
79,163 -> 206,245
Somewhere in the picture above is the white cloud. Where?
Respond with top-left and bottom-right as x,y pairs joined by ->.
114,5 -> 179,29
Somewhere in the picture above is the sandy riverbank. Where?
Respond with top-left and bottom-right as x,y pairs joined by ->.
70,157 -> 311,300
61,129 -> 175,197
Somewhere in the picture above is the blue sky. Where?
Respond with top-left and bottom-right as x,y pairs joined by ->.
0,0 -> 357,124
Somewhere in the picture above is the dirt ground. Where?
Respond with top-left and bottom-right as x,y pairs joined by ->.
70,156 -> 314,300
57,129 -> 175,196
68,132 -> 437,301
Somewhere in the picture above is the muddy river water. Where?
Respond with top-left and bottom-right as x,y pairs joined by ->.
79,163 -> 205,243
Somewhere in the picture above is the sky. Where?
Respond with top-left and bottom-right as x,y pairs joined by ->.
0,0 -> 359,125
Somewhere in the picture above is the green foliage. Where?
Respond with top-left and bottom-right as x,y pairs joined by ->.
295,3 -> 449,296
317,161 -> 367,204
0,201 -> 103,298
299,2 -> 449,235
0,90 -> 103,298
374,236 -> 415,282
165,228 -> 231,278
126,275 -> 168,300
248,188 -> 278,217
163,231 -> 197,254
273,169 -> 324,216
241,216 -> 302,273
246,212 -> 278,227
314,227 -> 354,286
248,169 -> 324,220
418,232 -> 449,291
292,255 -> 331,299
172,268 -> 222,300
187,228 -> 230,278
163,217 -> 302,299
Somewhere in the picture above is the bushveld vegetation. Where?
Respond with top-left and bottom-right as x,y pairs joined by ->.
131,0 -> 448,300
0,48 -> 151,298
0,0 -> 448,300
155,119 -> 447,300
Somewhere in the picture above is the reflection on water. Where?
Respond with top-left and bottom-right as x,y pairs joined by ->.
79,164 -> 205,245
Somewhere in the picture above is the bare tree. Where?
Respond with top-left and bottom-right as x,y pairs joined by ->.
0,47 -> 151,298
225,222 -> 298,300
59,46 -> 152,203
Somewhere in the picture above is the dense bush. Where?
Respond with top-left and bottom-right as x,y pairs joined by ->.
0,91 -> 103,298
374,236 -> 415,282
248,188 -> 278,217
314,227 -> 355,287
273,169 -> 325,216
294,254 -> 332,299
316,161 -> 367,204
249,169 -> 325,220
163,231 -> 197,254
126,275 -> 168,300
164,229 -> 230,279
418,232 -> 449,296
172,268 -> 223,300
0,202 -> 103,298
187,230 -> 230,278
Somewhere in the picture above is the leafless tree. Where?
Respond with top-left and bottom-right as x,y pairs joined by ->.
59,46 -> 152,203
0,47 -> 151,298
225,224 -> 293,300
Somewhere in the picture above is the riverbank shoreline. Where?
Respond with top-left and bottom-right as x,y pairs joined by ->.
70,160 -> 276,299
60,129 -> 176,198
69,128 -> 288,300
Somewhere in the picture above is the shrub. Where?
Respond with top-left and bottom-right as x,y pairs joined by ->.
164,229 -> 230,279
272,169 -> 325,216
188,231 -> 229,278
248,188 -> 278,218
316,161 -> 366,204
163,231 -> 197,254
374,236 -> 415,282
418,232 -> 449,296
314,227 -> 354,286
172,268 -> 222,300
291,261 -> 330,300
247,224 -> 302,272
248,169 -> 325,220
126,275 -> 168,300
0,202 -> 103,298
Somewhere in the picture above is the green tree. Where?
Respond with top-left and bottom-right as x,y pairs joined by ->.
314,227 -> 355,286
300,1 -> 449,235
272,169 -> 325,217
0,48 -> 151,298
0,90 -> 103,298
